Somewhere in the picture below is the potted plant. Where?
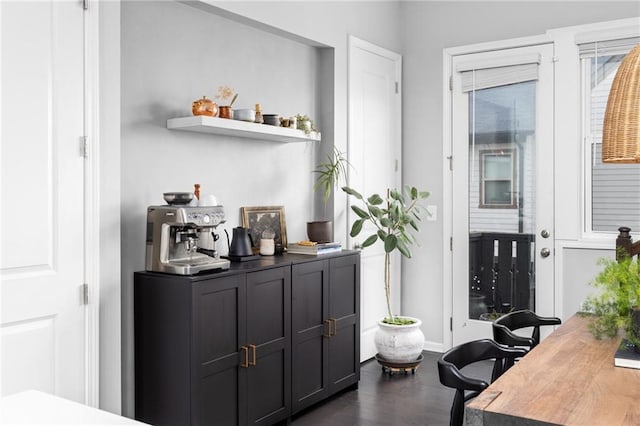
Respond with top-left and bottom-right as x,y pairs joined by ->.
342,184 -> 430,363
582,256 -> 640,348
307,148 -> 348,243
295,114 -> 317,135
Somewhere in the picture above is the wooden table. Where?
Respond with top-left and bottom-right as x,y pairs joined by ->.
466,314 -> 640,425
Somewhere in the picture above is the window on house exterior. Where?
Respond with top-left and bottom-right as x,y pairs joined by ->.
480,149 -> 517,208
580,37 -> 640,233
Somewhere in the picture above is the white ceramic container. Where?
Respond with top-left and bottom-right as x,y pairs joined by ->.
374,316 -> 425,363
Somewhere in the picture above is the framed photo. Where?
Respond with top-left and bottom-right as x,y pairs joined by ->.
241,206 -> 287,249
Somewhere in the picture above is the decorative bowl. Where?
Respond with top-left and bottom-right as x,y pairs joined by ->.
263,114 -> 280,126
234,108 -> 256,122
163,192 -> 193,205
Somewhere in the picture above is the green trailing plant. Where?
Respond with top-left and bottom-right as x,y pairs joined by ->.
313,148 -> 349,220
342,185 -> 430,325
582,256 -> 640,347
295,114 -> 317,135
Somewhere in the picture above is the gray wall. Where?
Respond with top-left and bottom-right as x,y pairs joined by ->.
117,0 -> 639,416
119,0 -> 402,416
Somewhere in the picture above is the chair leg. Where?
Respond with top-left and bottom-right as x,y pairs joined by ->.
450,390 -> 465,426
491,358 -> 505,381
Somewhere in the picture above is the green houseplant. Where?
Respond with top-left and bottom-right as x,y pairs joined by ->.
307,148 -> 348,243
582,256 -> 640,348
342,184 -> 429,363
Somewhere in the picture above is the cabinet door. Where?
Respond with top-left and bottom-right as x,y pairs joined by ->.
328,255 -> 361,392
245,267 -> 291,425
194,274 -> 247,426
291,260 -> 330,413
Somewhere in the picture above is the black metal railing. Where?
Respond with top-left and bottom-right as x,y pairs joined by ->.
469,232 -> 535,319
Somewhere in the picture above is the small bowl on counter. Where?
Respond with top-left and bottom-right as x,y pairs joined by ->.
263,114 -> 280,126
233,108 -> 256,122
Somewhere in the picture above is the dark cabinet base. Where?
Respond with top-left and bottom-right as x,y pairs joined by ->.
135,251 -> 360,426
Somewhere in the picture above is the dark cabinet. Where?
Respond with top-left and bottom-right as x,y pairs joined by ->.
291,254 -> 360,413
135,252 -> 358,426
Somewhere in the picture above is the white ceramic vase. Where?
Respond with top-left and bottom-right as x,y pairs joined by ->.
375,316 -> 425,363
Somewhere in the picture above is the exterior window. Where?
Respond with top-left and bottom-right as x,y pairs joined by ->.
582,44 -> 640,232
480,149 -> 516,208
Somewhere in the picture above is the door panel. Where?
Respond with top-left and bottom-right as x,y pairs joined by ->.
1,1 -> 85,400
348,37 -> 402,361
451,44 -> 555,345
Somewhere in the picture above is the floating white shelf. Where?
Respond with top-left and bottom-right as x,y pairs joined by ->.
166,116 -> 321,143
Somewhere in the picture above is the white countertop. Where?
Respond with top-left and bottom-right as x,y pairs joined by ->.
0,390 -> 147,425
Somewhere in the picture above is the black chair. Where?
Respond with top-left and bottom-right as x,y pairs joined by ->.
438,339 -> 527,426
492,309 -> 561,349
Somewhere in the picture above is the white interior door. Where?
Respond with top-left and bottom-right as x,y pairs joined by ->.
450,44 -> 555,345
1,1 -> 87,401
348,36 -> 402,361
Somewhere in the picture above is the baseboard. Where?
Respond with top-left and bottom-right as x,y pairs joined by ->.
422,340 -> 445,353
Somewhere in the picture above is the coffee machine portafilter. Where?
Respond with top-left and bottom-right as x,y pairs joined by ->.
145,205 -> 230,275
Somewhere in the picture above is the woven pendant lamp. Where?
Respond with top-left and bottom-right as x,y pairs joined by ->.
602,43 -> 640,163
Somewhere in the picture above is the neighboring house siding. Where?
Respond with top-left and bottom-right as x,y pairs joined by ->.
469,135 -> 535,235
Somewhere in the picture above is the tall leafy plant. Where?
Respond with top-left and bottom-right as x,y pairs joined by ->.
342,185 -> 429,325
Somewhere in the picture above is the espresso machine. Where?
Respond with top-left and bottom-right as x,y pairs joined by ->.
145,205 -> 230,275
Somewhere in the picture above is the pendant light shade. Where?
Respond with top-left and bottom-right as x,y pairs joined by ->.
602,43 -> 640,163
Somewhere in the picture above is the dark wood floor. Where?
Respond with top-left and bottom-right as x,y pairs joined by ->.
291,351 -> 493,426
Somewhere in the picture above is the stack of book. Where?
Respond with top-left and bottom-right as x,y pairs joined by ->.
614,339 -> 640,369
287,241 -> 342,255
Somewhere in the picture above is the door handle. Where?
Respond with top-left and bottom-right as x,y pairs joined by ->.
540,248 -> 551,258
331,318 -> 337,336
240,346 -> 249,368
324,319 -> 333,337
249,344 -> 257,366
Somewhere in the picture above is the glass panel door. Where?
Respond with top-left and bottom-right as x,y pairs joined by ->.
451,44 -> 555,345
468,82 -> 536,320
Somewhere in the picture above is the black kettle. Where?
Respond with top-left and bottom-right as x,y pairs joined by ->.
226,227 -> 254,257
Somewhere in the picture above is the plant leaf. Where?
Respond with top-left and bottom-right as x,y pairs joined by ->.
342,186 -> 362,200
369,205 -> 383,219
350,219 -> 364,237
396,238 -> 412,258
384,234 -> 397,253
368,194 -> 384,205
362,234 -> 378,247
390,189 -> 403,202
351,205 -> 369,219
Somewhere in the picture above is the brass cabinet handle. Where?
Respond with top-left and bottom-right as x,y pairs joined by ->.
240,346 -> 249,368
249,344 -> 257,366
331,318 -> 337,336
324,319 -> 332,337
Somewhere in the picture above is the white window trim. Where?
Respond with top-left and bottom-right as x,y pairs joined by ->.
548,17 -> 640,244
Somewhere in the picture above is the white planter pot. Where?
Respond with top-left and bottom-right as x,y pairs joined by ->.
374,317 -> 425,363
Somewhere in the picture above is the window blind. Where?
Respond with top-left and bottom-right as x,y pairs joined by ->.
457,53 -> 541,92
578,37 -> 640,58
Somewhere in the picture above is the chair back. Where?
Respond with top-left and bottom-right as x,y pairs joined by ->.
438,339 -> 527,426
493,309 -> 561,349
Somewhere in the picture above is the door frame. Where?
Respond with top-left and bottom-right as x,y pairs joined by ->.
84,1 -> 100,408
442,34 -> 553,351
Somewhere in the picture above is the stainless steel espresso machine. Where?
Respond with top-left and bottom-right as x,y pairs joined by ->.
145,205 -> 230,275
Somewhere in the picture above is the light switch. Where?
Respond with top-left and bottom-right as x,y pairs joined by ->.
426,205 -> 437,221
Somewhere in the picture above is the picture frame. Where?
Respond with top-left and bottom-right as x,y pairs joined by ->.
241,206 -> 287,249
